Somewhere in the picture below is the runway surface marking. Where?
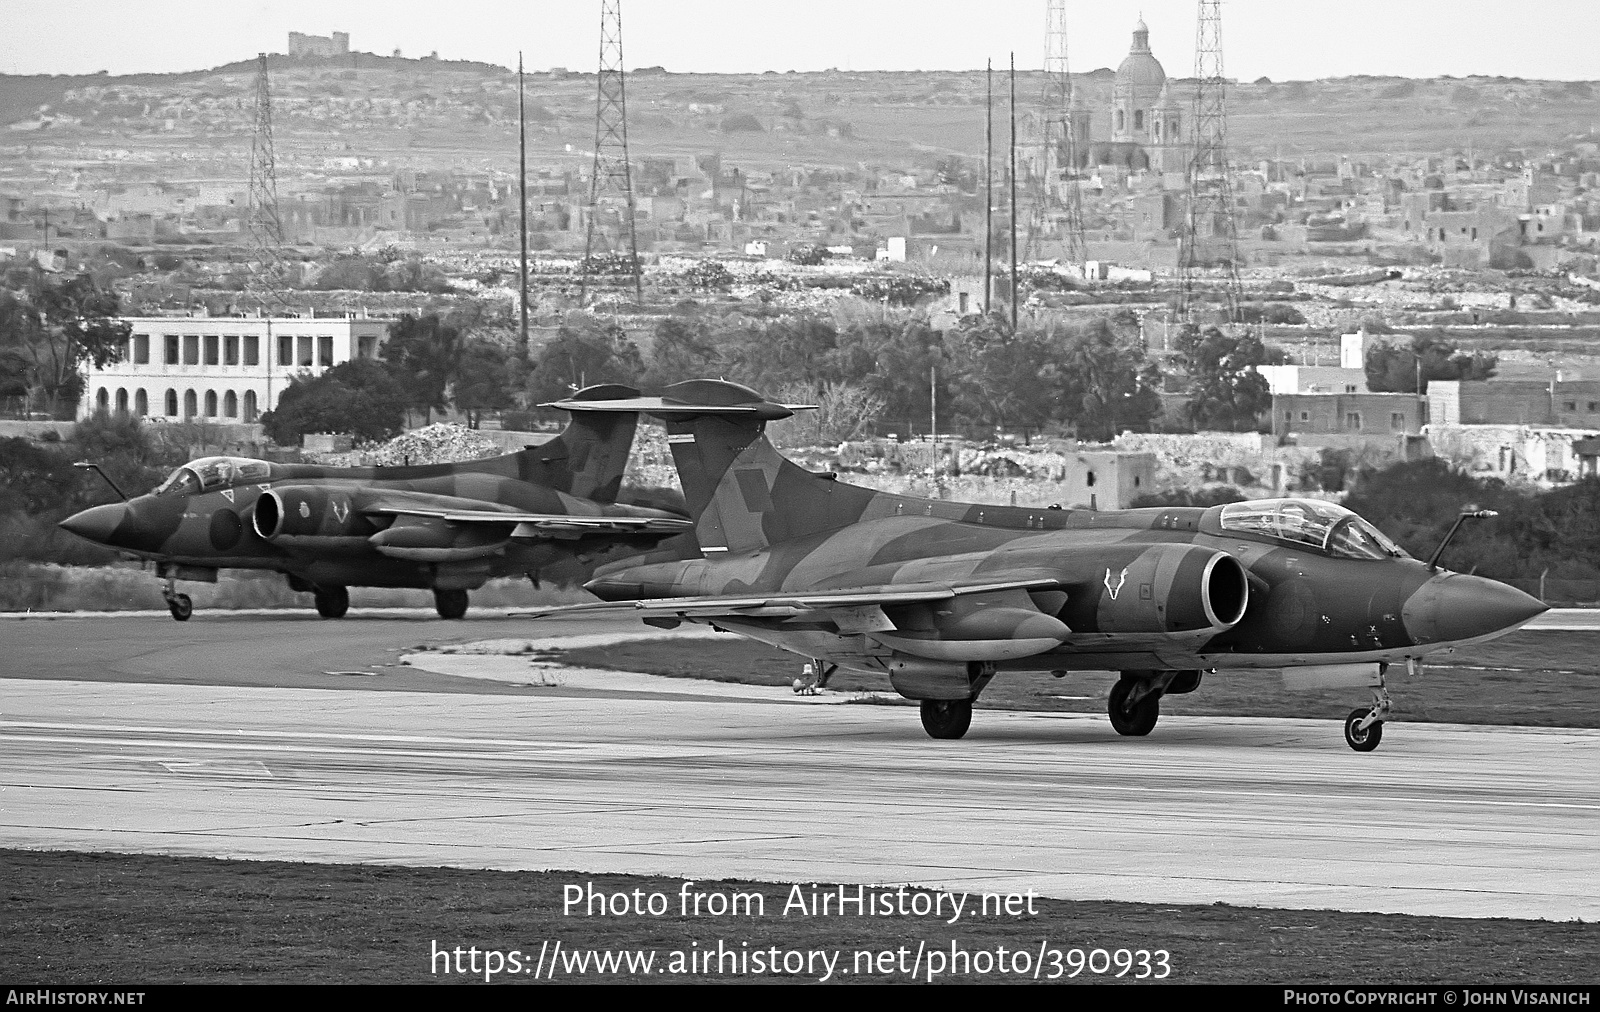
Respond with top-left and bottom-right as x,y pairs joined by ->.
2,676 -> 1595,921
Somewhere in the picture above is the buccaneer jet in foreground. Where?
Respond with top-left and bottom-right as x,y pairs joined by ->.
59,385 -> 692,621
535,379 -> 1546,751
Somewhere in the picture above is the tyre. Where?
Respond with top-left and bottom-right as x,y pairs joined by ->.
1108,676 -> 1159,736
1344,708 -> 1383,752
919,699 -> 972,740
314,586 -> 349,619
167,593 -> 193,622
434,587 -> 469,620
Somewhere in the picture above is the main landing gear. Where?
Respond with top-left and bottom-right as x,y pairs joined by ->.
920,699 -> 973,740
433,587 -> 469,620
1105,670 -> 1202,736
313,586 -> 349,619
1343,660 -> 1403,753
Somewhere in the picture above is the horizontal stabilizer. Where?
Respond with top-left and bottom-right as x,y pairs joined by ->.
544,379 -> 814,421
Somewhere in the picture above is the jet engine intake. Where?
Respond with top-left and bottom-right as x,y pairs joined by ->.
253,486 -> 374,541
1061,544 -> 1249,635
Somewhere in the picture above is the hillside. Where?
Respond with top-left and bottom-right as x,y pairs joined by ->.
3,55 -> 1598,179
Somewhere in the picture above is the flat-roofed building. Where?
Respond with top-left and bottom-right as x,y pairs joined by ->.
80,312 -> 391,423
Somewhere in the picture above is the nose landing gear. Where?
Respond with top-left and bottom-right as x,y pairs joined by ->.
161,573 -> 192,622
1343,659 -> 1404,752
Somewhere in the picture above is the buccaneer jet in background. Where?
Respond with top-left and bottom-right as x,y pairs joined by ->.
59,384 -> 691,621
534,379 -> 1546,752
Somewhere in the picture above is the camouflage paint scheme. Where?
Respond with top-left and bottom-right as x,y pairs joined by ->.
59,384 -> 691,619
539,380 -> 1548,749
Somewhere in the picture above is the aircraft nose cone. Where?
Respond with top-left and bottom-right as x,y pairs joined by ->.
58,503 -> 128,546
1402,571 -> 1548,645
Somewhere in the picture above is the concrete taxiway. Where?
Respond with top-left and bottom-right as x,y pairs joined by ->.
1,609 -> 1595,921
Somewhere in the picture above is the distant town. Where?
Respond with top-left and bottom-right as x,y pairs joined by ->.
7,21 -> 1600,513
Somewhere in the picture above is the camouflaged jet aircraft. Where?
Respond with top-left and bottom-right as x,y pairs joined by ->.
58,384 -> 692,622
535,379 -> 1548,752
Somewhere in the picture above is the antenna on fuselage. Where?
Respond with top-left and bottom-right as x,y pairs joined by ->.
73,461 -> 128,501
1426,506 -> 1498,572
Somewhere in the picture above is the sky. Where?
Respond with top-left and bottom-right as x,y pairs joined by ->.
3,0 -> 1599,81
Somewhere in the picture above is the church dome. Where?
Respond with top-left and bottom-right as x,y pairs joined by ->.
1116,20 -> 1166,96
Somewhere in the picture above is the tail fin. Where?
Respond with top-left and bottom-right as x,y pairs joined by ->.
510,383 -> 640,502
551,379 -> 876,554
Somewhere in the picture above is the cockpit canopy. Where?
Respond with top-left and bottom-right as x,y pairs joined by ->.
153,457 -> 273,497
1217,498 -> 1406,561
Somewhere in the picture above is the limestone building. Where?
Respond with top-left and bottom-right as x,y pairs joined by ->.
1082,20 -> 1186,175
80,312 -> 391,423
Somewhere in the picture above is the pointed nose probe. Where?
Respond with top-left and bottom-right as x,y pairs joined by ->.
1402,571 -> 1548,645
57,503 -> 129,546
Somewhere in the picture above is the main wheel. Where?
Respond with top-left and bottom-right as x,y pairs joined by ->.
433,587 -> 469,620
1108,677 -> 1160,736
167,593 -> 192,622
1344,708 -> 1384,752
920,699 -> 972,740
314,586 -> 349,619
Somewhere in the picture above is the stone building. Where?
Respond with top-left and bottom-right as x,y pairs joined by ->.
80,312 -> 391,424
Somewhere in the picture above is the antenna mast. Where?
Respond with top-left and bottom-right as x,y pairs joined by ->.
1178,0 -> 1243,324
245,52 -> 287,302
580,0 -> 642,305
518,53 -> 529,352
1026,0 -> 1087,264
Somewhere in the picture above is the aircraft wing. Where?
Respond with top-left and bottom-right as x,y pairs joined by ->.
526,577 -> 1061,619
366,504 -> 693,537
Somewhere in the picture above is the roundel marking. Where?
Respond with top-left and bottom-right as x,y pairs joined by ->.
209,508 -> 243,551
1264,580 -> 1319,647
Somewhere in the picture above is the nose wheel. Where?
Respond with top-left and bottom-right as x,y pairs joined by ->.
161,573 -> 192,622
165,592 -> 192,622
1344,708 -> 1384,751
1343,659 -> 1405,752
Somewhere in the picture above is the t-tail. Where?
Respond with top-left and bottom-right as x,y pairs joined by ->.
549,379 -> 879,554
501,383 -> 641,503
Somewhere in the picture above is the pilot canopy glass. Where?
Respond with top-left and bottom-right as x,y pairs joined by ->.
1218,499 -> 1405,560
154,457 -> 272,497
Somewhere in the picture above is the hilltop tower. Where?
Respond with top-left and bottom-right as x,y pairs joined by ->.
1025,0 -> 1088,264
579,0 -> 642,304
245,52 -> 287,301
1178,0 -> 1243,323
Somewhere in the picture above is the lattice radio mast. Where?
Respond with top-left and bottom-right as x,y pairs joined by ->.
245,52 -> 287,300
580,0 -> 642,304
1178,0 -> 1243,323
1026,0 -> 1087,264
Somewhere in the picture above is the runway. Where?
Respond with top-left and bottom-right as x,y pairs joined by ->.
2,614 -> 1596,920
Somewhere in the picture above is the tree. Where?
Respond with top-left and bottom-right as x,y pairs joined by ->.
452,338 -> 525,429
1175,325 -> 1274,431
381,313 -> 462,423
643,315 -> 722,387
1055,321 -> 1164,441
259,359 -> 408,446
0,273 -> 131,416
525,314 -> 644,406
942,315 -> 1057,433
1365,334 -> 1497,393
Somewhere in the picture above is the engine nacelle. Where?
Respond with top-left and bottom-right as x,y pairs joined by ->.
252,486 -> 375,542
1057,543 -> 1249,635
